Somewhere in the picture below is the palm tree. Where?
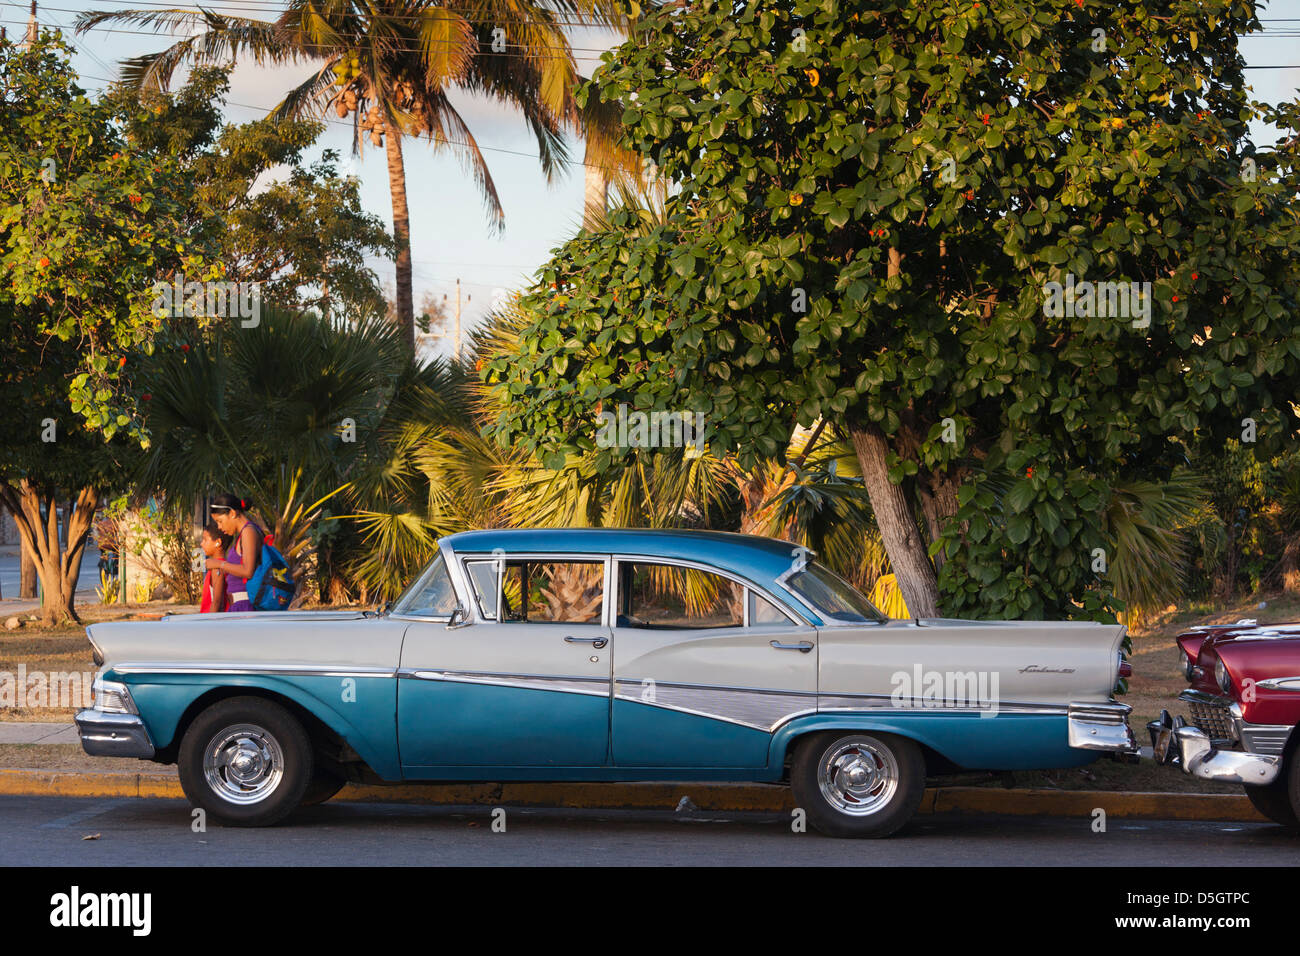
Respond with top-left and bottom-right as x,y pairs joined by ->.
76,0 -> 640,348
137,307 -> 417,585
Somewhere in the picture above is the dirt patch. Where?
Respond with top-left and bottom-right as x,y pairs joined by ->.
0,744 -> 174,774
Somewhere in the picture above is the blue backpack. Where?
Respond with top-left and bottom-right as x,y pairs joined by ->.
248,536 -> 294,611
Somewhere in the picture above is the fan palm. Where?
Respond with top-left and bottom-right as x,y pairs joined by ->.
137,308 -> 413,577
76,0 -> 641,348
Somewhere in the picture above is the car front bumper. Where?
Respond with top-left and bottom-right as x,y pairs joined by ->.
75,709 -> 156,759
1147,710 -> 1281,785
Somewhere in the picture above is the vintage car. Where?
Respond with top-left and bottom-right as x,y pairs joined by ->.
1148,619 -> 1300,829
76,528 -> 1136,837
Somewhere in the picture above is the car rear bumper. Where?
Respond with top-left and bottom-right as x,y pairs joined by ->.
75,709 -> 156,759
1147,710 -> 1281,785
1067,701 -> 1138,752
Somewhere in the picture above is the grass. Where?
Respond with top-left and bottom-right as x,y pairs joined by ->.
0,744 -> 172,773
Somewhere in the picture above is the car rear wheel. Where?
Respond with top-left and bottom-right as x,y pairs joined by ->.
791,731 -> 925,838
300,769 -> 347,807
178,697 -> 312,827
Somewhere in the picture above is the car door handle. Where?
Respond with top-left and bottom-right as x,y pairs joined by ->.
564,635 -> 608,649
770,640 -> 814,653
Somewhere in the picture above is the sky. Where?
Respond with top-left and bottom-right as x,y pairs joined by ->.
4,0 -> 1300,357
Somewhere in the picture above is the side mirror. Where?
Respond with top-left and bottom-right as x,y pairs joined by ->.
447,605 -> 470,629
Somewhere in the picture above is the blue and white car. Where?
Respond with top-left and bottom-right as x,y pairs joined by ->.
77,528 -> 1136,837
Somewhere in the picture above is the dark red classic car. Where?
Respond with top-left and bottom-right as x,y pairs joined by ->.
1149,619 -> 1300,828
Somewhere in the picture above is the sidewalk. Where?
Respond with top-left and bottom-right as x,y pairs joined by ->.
0,722 -> 79,744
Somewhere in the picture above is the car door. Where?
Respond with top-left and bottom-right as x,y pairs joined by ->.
610,557 -> 818,768
397,555 -> 612,771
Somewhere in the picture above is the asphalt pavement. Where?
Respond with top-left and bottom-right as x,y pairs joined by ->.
1,795 -> 1294,865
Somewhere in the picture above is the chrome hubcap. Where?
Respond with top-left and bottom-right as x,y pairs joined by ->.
817,737 -> 899,816
203,724 -> 284,805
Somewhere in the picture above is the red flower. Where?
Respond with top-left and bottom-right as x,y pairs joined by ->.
129,194 -> 142,204
1191,272 -> 1198,280
37,256 -> 49,268
1172,295 -> 1179,302
142,393 -> 152,401
981,113 -> 991,125
118,357 -> 127,368
1026,467 -> 1035,478
180,344 -> 191,352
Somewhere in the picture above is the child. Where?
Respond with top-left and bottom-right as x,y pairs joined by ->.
199,522 -> 231,613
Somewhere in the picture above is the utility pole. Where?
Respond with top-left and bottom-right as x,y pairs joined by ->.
22,1 -> 36,48
442,280 -> 469,362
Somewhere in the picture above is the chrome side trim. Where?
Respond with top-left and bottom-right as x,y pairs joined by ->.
818,692 -> 1069,716
1256,676 -> 1300,692
614,679 -> 814,731
400,669 -> 610,698
109,663 -> 397,678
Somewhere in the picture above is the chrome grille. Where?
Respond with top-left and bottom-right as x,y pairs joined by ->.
1187,700 -> 1235,744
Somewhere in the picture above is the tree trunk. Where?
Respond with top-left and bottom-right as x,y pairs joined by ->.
383,124 -> 415,350
19,533 -> 36,599
0,481 -> 97,624
1281,534 -> 1300,594
848,424 -> 941,618
915,471 -> 966,573
583,162 -> 610,230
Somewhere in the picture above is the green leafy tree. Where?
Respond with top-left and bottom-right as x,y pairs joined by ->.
1,30 -> 208,440
484,0 -> 1300,619
107,68 -> 393,320
0,31 -> 206,621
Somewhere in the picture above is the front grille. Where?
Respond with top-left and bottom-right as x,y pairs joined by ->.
1187,700 -> 1236,744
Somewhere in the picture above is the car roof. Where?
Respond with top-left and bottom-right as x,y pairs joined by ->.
439,528 -> 806,584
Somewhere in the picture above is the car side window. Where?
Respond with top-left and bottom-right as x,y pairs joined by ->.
616,562 -> 748,629
470,560 -> 604,625
750,591 -> 796,627
465,560 -> 500,620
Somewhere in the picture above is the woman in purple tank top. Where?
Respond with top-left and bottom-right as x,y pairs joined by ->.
206,493 -> 263,612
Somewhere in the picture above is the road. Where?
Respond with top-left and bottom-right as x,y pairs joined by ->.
1,795 -> 1295,865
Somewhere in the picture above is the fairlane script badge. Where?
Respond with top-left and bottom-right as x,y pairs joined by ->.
1018,665 -> 1076,674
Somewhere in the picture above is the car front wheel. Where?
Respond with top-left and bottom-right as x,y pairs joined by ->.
791,731 -> 925,838
1244,772 -> 1299,830
178,697 -> 313,827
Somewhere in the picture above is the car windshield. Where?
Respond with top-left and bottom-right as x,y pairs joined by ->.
786,562 -> 887,624
390,551 -> 459,617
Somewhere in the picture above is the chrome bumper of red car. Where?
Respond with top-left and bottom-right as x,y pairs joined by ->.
1147,710 -> 1282,785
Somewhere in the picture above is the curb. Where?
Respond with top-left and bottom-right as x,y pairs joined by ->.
0,769 -> 1267,822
